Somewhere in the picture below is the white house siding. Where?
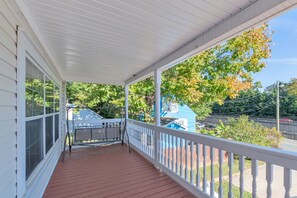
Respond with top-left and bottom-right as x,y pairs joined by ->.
0,1 -> 17,197
0,1 -> 65,197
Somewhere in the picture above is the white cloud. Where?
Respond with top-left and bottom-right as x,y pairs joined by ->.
266,58 -> 297,65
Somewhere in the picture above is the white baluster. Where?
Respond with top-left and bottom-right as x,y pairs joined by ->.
190,141 -> 194,185
171,135 -> 174,171
161,133 -> 165,165
197,143 -> 201,189
150,129 -> 153,157
155,130 -> 159,162
141,128 -> 144,152
180,138 -> 183,177
166,134 -> 169,167
284,168 -> 292,198
145,128 -> 147,154
163,133 -> 166,166
239,155 -> 245,198
160,132 -> 163,164
185,140 -> 188,181
203,144 -> 207,193
168,135 -> 171,169
210,147 -> 214,197
266,163 -> 273,198
148,129 -> 150,156
160,131 -> 162,162
176,137 -> 178,174
228,152 -> 234,198
251,159 -> 258,198
218,150 -> 223,198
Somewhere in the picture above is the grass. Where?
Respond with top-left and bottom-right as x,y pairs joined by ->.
197,159 -> 253,181
182,159 -> 263,197
214,181 -> 253,198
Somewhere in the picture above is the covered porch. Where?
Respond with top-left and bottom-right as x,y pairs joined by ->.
1,0 -> 297,197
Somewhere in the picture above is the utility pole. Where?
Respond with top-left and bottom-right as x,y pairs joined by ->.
276,81 -> 280,132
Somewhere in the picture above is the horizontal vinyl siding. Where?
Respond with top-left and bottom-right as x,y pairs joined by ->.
0,91 -> 16,106
0,1 -> 17,197
0,59 -> 16,80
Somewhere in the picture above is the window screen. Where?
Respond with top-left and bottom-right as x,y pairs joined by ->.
26,119 -> 43,179
45,116 -> 53,153
55,114 -> 59,141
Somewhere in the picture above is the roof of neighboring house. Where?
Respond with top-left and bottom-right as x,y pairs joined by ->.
161,117 -> 186,130
161,117 -> 178,126
73,109 -> 103,121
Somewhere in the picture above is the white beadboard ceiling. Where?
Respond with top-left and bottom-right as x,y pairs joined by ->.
20,0 -> 296,85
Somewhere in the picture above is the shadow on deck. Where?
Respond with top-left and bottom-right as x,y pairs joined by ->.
44,144 -> 195,198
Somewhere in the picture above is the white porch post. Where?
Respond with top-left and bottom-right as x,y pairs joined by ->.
123,85 -> 129,145
154,69 -> 161,126
154,69 -> 161,166
125,85 -> 129,120
61,81 -> 67,149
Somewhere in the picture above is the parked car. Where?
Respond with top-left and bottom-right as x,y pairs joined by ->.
279,118 -> 293,124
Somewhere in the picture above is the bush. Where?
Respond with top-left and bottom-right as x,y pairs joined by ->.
201,115 -> 282,148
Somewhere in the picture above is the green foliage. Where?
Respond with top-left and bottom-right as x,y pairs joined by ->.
67,25 -> 272,121
162,25 -> 271,117
66,82 -> 125,118
213,80 -> 297,118
201,115 -> 282,148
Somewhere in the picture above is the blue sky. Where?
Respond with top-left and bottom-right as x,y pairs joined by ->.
253,8 -> 297,88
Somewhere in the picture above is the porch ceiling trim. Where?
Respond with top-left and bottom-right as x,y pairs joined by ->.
125,0 -> 297,85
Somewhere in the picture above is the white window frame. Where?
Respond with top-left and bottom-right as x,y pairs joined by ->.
168,103 -> 179,113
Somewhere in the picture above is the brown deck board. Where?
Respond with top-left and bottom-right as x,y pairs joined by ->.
44,144 -> 196,198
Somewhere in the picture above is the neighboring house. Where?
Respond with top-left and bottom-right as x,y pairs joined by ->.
162,102 -> 196,132
67,105 -> 104,132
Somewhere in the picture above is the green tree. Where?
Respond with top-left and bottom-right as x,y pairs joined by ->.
213,80 -> 297,118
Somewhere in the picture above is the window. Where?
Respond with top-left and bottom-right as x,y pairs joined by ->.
25,58 -> 60,179
168,103 -> 179,113
26,59 -> 44,117
54,85 -> 60,112
55,114 -> 59,141
45,116 -> 53,153
26,119 -> 43,179
45,76 -> 54,114
54,85 -> 60,141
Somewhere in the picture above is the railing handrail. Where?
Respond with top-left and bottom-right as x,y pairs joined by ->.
128,119 -> 297,170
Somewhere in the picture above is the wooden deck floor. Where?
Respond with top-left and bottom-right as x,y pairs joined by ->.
44,144 -> 195,198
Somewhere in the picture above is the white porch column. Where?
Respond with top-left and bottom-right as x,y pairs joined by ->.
154,69 -> 161,126
124,85 -> 129,120
61,81 -> 67,147
154,69 -> 162,166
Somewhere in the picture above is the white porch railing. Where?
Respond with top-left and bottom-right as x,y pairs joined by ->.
127,119 -> 297,198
